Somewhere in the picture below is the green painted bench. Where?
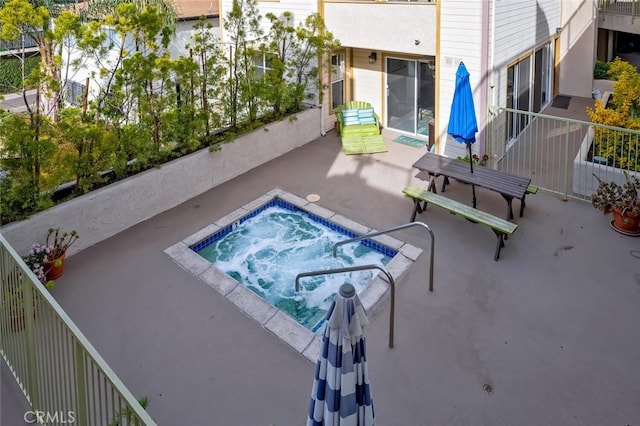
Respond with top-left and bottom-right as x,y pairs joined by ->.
402,185 -> 518,261
520,184 -> 538,217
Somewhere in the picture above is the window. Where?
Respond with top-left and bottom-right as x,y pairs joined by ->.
533,43 -> 553,113
330,53 -> 345,110
254,52 -> 277,78
65,80 -> 85,106
102,27 -> 119,49
506,42 -> 554,143
507,57 -> 531,141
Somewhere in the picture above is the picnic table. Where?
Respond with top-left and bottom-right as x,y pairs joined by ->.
412,152 -> 532,220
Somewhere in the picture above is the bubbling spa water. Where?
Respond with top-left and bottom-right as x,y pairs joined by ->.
194,205 -> 392,331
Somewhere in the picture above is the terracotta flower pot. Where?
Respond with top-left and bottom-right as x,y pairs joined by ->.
44,252 -> 66,281
611,206 -> 640,234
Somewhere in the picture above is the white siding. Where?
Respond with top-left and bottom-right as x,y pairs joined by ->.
63,18 -> 220,103
62,35 -> 138,103
168,18 -> 220,59
439,0 -> 484,159
491,0 -> 561,106
493,0 -> 560,67
219,0 -> 318,44
351,50 -> 384,116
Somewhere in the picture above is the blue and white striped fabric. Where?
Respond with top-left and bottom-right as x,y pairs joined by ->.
307,284 -> 375,426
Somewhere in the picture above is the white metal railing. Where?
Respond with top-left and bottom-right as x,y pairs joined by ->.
598,0 -> 639,17
0,234 -> 156,425
487,106 -> 640,200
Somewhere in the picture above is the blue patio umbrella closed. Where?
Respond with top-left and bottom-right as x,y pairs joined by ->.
447,61 -> 479,205
307,283 -> 374,426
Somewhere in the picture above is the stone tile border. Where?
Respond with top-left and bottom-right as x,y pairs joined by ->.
164,188 -> 422,363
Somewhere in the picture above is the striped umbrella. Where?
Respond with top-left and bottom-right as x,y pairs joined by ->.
307,283 -> 375,426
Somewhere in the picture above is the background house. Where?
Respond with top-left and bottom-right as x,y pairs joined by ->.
320,0 -> 595,161
63,0 -> 219,106
217,0 -> 609,163
168,0 -> 219,58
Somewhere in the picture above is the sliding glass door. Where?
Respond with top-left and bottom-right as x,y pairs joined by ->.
505,41 -> 554,146
386,58 -> 434,136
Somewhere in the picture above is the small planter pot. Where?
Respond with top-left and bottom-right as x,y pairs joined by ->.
611,206 -> 640,235
44,252 -> 66,281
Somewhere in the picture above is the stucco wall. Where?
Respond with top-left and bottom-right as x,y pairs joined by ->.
1,108 -> 321,257
558,0 -> 597,98
324,3 -> 436,54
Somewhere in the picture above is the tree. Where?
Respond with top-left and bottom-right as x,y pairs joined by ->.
260,11 -> 339,118
0,0 -> 50,116
0,0 -> 83,121
222,0 -> 264,130
0,110 -> 56,223
107,4 -> 172,153
289,13 -> 340,111
80,0 -> 177,31
262,11 -> 295,118
56,107 -> 116,194
186,16 -> 226,138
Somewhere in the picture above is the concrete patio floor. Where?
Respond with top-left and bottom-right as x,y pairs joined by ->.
3,101 -> 640,425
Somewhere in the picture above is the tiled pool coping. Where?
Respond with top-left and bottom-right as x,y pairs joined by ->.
164,188 -> 423,362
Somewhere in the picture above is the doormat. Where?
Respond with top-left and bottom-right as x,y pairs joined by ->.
551,95 -> 571,109
392,135 -> 427,148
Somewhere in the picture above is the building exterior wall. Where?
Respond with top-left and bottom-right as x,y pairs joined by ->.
323,3 -> 436,54
439,0 -> 484,159
322,2 -> 437,136
63,17 -> 219,103
558,0 -> 597,97
351,50 -> 384,117
61,0 -> 598,154
168,18 -> 220,59
219,0 -> 317,43
492,0 -> 560,66
490,0 -> 561,105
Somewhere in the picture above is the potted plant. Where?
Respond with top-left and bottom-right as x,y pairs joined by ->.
456,154 -> 489,166
591,172 -> 640,235
21,243 -> 57,289
20,228 -> 79,283
42,228 -> 79,280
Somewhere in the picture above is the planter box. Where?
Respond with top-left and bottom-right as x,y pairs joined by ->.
1,108 -> 322,256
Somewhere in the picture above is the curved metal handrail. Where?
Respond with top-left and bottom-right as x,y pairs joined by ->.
295,264 -> 395,348
332,221 -> 435,292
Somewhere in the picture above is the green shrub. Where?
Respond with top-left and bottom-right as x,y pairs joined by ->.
587,58 -> 640,171
594,60 -> 611,80
0,56 -> 40,94
0,2 -> 337,225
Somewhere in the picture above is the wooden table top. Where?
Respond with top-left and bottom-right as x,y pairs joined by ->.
412,152 -> 531,199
